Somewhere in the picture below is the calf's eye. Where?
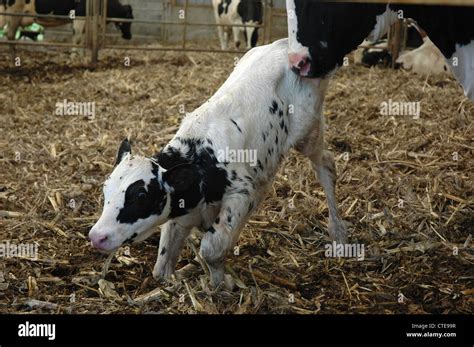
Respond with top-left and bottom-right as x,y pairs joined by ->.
138,192 -> 146,200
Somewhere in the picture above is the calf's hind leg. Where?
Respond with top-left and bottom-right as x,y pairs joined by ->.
297,125 -> 347,243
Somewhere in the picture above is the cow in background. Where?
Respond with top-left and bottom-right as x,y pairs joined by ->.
212,0 -> 263,50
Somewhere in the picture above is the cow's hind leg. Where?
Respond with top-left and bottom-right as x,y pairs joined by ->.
71,19 -> 86,57
232,26 -> 242,49
297,124 -> 347,243
152,221 -> 192,281
216,25 -> 228,50
246,26 -> 258,48
6,16 -> 21,60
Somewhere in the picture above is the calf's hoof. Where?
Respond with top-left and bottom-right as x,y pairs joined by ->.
329,218 -> 348,244
152,262 -> 175,282
208,263 -> 225,288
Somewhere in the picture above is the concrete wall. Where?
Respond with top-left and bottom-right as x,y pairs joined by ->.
122,0 -> 165,40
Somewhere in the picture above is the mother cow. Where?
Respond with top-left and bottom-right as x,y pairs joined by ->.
286,0 -> 474,101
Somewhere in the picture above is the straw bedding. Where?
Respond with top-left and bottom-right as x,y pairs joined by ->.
0,46 -> 472,314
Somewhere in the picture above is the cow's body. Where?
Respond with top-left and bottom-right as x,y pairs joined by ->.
0,0 -> 132,48
212,0 -> 263,49
287,1 -> 474,100
89,39 -> 347,286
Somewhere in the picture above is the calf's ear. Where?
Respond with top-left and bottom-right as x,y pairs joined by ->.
115,138 -> 132,166
162,164 -> 198,192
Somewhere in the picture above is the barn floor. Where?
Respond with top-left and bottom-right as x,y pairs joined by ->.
1,46 -> 473,314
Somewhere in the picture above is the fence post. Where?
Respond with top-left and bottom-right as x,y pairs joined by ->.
86,0 -> 101,66
267,0 -> 274,44
390,19 -> 403,68
101,0 -> 108,49
181,0 -> 189,49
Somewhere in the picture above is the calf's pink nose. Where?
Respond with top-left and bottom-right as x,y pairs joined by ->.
89,233 -> 108,249
288,53 -> 311,76
289,53 -> 307,67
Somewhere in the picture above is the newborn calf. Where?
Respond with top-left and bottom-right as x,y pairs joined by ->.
89,38 -> 347,286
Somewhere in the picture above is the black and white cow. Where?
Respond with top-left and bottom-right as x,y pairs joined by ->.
286,1 -> 474,100
212,0 -> 263,49
0,0 -> 133,46
89,39 -> 346,286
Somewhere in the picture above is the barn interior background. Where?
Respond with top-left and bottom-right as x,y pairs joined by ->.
0,0 -> 289,62
0,0 -> 473,314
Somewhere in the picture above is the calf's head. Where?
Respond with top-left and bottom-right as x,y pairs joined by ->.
89,139 -> 195,252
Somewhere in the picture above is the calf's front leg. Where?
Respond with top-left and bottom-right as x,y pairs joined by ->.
152,221 -> 191,281
200,192 -> 256,287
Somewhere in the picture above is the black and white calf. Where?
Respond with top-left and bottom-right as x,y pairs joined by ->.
286,1 -> 474,100
212,0 -> 263,49
0,0 -> 133,46
89,39 -> 346,286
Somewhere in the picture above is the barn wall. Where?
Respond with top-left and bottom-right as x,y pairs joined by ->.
121,0 -> 165,40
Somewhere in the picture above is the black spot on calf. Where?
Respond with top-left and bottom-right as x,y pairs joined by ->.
247,201 -> 254,213
269,100 -> 278,114
230,119 -> 242,133
124,232 -> 138,244
117,179 -> 166,224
